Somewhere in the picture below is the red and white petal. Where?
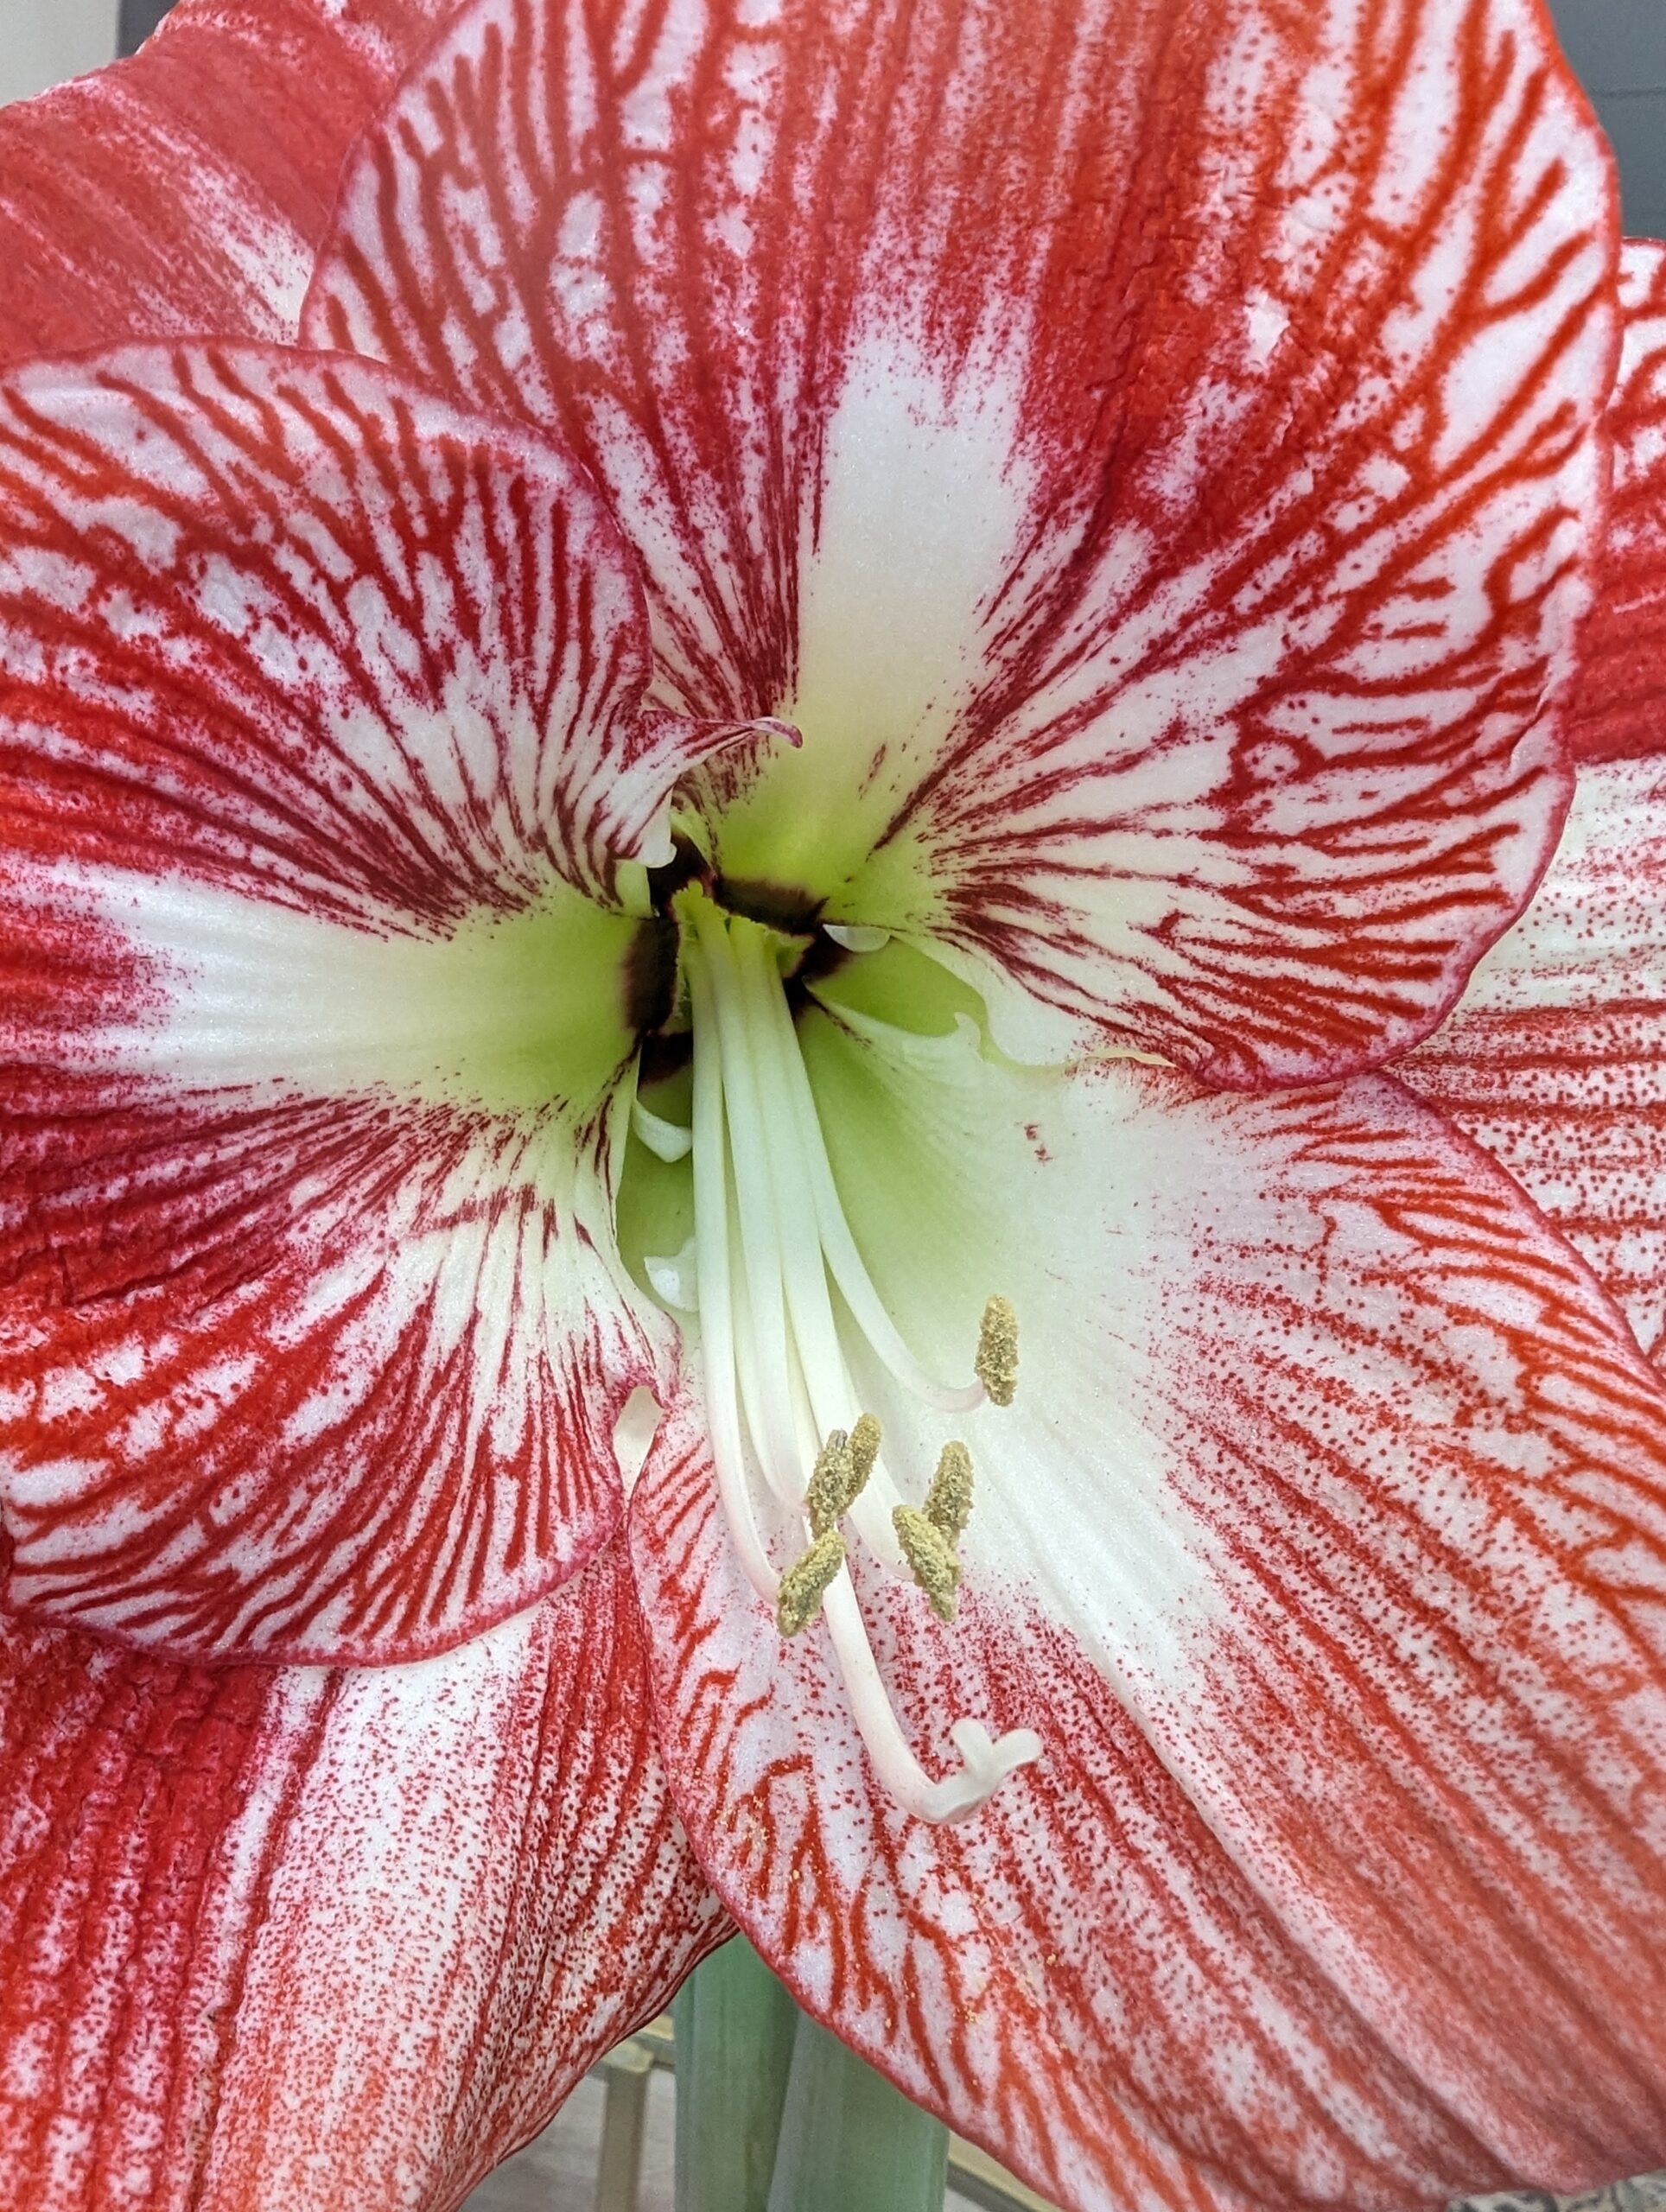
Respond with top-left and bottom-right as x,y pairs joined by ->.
1570,239 -> 1666,763
1401,752 -> 1666,1357
0,1080 -> 671,1662
0,341 -> 707,914
0,1537 -> 726,2212
307,0 -> 1616,1086
636,1430 -> 1503,2212
1397,246 -> 1666,1357
0,339 -> 709,1662
0,0 -> 460,366
635,1003 -> 1666,2209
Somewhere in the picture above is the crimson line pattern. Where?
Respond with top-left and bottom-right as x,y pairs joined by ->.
309,0 -> 1615,1088
0,1541 -> 727,2212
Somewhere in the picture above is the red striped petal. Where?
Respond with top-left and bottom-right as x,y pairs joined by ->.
0,340 -> 703,1662
1402,752 -> 1666,1357
1571,240 -> 1666,765
634,1013 -> 1666,2209
1398,246 -> 1666,1357
307,0 -> 1617,1085
0,1084 -> 664,1660
0,0 -> 459,365
635,1433 -> 1504,2212
0,341 -> 697,917
0,1537 -> 725,2212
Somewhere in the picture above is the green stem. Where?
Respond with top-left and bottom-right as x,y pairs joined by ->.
672,1938 -> 798,2212
765,2005 -> 950,2212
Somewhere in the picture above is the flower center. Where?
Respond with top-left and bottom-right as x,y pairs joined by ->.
639,893 -> 1040,1824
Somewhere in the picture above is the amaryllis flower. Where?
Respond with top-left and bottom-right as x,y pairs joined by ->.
3,2 -> 1666,2210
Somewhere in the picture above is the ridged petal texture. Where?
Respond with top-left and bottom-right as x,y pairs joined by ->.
0,1537 -> 725,2212
0,339 -> 712,1662
307,0 -> 1616,1084
632,1004 -> 1666,2212
1397,243 -> 1666,1360
0,20 -> 726,2212
1570,240 -> 1666,766
0,0 -> 460,366
1402,753 -> 1666,1358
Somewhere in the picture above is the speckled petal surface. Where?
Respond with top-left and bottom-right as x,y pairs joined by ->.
0,1538 -> 726,2212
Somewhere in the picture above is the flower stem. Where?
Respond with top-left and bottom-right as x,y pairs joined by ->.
673,1941 -> 950,2212
764,2005 -> 950,2212
672,1939 -> 798,2212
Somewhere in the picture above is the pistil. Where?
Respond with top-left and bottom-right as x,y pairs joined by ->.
648,895 -> 1040,1827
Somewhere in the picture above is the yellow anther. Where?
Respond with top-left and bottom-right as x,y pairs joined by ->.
925,1440 -> 973,1542
975,1294 -> 1019,1408
893,1504 -> 963,1623
776,1529 -> 846,1637
849,1412 -> 881,1487
806,1429 -> 855,1537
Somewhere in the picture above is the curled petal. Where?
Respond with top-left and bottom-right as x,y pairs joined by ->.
0,1540 -> 726,2212
0,0 -> 459,362
308,0 -> 1617,1084
0,340 -> 694,1661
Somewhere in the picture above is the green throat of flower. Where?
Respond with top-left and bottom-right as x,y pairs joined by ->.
635,891 -> 1041,1825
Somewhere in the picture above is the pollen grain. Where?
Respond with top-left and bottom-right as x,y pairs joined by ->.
806,1427 -> 865,1537
925,1440 -> 974,1541
849,1411 -> 882,1487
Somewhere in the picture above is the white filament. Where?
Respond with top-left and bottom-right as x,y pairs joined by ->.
669,906 -> 1040,1826
685,948 -> 779,1601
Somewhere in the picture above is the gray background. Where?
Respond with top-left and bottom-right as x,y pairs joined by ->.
105,0 -> 1666,241
1546,0 -> 1666,238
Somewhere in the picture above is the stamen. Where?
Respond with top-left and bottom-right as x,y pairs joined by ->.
777,1529 -> 846,1637
632,1097 -> 694,1162
893,1504 -> 963,1622
974,1295 -> 1019,1407
754,968 -> 984,1415
694,901 -> 801,1494
664,893 -> 1040,1823
925,1440 -> 974,1541
685,941 -> 779,1603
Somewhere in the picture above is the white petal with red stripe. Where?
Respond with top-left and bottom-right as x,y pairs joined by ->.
1570,238 -> 1666,763
0,341 -> 705,1662
1397,245 -> 1666,1354
0,342 -> 706,915
632,988 -> 1666,2208
308,0 -> 1616,1084
1402,752 -> 1666,1357
0,1087 -> 661,1660
0,1538 -> 726,2212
